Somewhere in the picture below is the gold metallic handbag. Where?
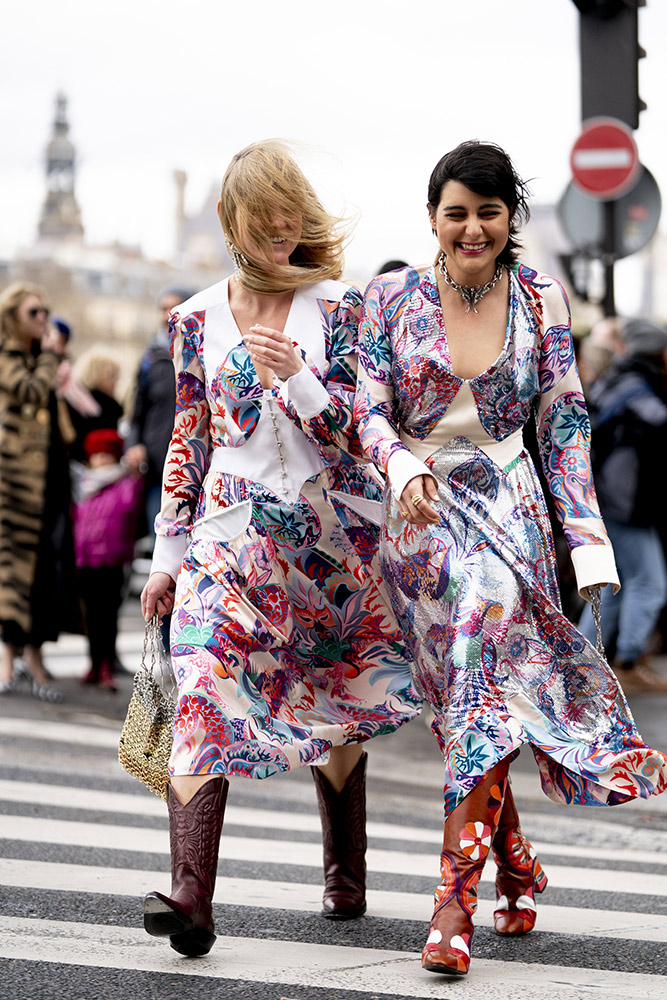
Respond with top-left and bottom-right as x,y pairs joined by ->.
118,616 -> 177,800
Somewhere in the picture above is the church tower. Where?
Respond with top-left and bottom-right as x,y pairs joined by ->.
38,92 -> 84,240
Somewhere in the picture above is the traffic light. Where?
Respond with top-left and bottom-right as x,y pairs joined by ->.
573,0 -> 646,130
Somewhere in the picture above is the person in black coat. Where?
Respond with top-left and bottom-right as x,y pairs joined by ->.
579,318 -> 667,692
125,286 -> 195,539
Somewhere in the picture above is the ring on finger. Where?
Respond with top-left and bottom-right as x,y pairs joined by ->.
411,493 -> 424,506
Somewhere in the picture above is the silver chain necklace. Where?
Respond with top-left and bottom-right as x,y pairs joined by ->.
437,252 -> 504,313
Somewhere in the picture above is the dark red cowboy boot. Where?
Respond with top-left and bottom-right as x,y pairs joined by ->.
144,776 -> 229,956
422,761 -> 509,976
312,751 -> 367,919
492,782 -> 547,935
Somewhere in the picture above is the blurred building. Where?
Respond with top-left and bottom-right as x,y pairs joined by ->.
0,93 -> 231,399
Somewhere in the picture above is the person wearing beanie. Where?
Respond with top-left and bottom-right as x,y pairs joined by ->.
579,317 -> 667,692
73,428 -> 144,690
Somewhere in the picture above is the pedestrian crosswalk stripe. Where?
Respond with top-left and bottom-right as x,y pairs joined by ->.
1,858 -> 666,943
4,713 -> 667,820
0,916 -> 665,999
0,717 -> 120,748
2,813 -> 667,896
0,779 -> 664,868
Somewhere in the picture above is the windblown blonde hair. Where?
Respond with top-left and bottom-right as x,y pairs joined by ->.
0,282 -> 47,342
218,140 -> 350,295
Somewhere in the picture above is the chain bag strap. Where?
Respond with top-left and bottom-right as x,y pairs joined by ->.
118,615 -> 177,800
585,585 -> 606,659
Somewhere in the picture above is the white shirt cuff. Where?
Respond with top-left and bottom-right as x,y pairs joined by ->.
387,449 -> 433,501
150,532 -> 189,583
571,543 -> 621,600
280,365 -> 330,420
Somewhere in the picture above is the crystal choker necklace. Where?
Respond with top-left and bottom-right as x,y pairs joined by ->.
437,252 -> 504,313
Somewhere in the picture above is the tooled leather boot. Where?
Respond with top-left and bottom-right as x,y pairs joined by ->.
144,776 -> 229,956
312,751 -> 367,920
422,761 -> 509,976
492,782 -> 547,935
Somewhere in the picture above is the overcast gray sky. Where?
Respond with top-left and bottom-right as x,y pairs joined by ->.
3,0 -> 666,282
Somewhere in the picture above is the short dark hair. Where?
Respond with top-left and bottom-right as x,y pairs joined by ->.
427,140 -> 531,267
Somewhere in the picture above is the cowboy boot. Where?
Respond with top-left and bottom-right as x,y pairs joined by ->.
492,782 -> 547,935
144,776 -> 229,956
422,761 -> 509,976
311,751 -> 367,920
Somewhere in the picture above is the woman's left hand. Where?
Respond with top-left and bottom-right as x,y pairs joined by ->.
243,325 -> 303,381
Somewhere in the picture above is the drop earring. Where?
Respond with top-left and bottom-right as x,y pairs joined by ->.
225,240 -> 249,280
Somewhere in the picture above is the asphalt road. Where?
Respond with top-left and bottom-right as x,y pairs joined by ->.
1,597 -> 666,999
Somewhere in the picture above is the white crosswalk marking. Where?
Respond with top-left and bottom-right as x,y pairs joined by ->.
1,916 -> 667,1000
1,690 -> 667,999
2,858 -> 667,943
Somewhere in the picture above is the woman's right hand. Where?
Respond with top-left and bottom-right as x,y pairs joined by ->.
141,572 -> 176,622
399,475 -> 440,525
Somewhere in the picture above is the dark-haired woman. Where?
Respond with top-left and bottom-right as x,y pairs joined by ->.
355,140 -> 667,977
141,140 -> 420,957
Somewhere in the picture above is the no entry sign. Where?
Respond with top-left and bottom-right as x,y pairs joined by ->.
570,118 -> 639,200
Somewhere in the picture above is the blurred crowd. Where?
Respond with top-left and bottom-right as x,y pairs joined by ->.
576,315 -> 667,694
0,269 -> 666,703
0,282 -> 192,701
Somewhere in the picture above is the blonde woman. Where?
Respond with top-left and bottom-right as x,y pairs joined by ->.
67,350 -> 123,462
0,283 -> 77,700
140,141 -> 420,957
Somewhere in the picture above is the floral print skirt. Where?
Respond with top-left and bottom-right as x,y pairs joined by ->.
168,473 -> 420,778
380,438 -> 667,816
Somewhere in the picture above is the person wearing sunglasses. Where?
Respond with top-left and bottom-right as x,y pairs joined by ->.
0,282 -> 79,700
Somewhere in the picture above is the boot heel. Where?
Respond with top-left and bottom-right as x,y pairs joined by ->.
144,776 -> 228,956
534,861 -> 548,894
170,928 -> 217,957
144,891 -> 194,937
312,751 -> 368,920
144,891 -> 217,956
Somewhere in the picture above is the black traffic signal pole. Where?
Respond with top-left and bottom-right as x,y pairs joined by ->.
602,200 -> 616,317
574,0 -> 646,130
572,0 -> 646,316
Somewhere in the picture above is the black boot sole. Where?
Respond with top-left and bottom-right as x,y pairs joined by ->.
321,901 -> 367,920
422,962 -> 467,976
144,892 -> 216,956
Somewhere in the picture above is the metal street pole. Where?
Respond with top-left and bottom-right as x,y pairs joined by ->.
602,199 -> 616,317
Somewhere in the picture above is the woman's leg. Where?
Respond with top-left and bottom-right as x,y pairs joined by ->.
614,524 -> 667,663
0,643 -> 15,688
22,644 -> 49,685
170,773 -> 220,805
145,774 -> 229,956
312,743 -> 367,920
491,782 -> 547,935
422,759 -> 510,976
318,744 -> 363,793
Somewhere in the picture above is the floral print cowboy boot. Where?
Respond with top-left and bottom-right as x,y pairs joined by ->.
492,782 -> 548,935
422,761 -> 509,976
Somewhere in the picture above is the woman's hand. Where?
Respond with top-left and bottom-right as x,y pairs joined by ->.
141,572 -> 176,622
41,326 -> 66,356
243,325 -> 303,381
399,475 -> 440,525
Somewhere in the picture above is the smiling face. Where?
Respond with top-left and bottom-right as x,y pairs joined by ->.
221,196 -> 302,270
264,214 -> 301,266
428,180 -> 510,286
